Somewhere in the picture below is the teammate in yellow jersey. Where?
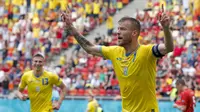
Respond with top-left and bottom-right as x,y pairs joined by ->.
87,95 -> 99,112
16,53 -> 67,112
61,4 -> 173,112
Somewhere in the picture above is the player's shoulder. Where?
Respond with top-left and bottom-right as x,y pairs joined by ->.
44,70 -> 59,79
88,101 -> 93,106
181,89 -> 193,96
23,70 -> 33,76
103,45 -> 122,50
44,70 -> 56,76
184,89 -> 194,95
140,44 -> 154,50
137,44 -> 154,55
101,45 -> 124,55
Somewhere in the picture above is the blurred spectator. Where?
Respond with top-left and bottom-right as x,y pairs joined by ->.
106,13 -> 114,36
1,74 -> 10,95
91,74 -> 100,89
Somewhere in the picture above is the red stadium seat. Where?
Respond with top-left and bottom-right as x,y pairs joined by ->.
99,89 -> 106,96
113,89 -> 120,96
84,89 -> 90,96
92,89 -> 99,96
69,89 -> 78,96
77,89 -> 85,96
106,89 -> 113,96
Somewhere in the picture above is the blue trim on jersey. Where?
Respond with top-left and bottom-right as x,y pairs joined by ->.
125,52 -> 132,57
99,46 -> 106,59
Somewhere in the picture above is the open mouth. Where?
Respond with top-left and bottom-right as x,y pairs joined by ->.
118,36 -> 123,40
36,66 -> 41,69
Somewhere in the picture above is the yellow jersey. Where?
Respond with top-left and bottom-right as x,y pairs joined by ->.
101,45 -> 159,112
87,99 -> 98,112
19,70 -> 62,112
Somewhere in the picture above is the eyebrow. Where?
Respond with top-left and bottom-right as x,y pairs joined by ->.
33,60 -> 43,62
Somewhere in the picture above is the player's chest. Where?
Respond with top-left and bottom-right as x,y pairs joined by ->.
113,53 -> 145,76
27,77 -> 51,92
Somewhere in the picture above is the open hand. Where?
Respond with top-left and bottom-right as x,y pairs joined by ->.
173,103 -> 178,108
61,7 -> 73,29
19,94 -> 29,101
52,101 -> 61,110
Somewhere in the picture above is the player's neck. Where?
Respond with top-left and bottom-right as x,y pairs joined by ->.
183,86 -> 187,90
33,70 -> 44,77
124,42 -> 139,54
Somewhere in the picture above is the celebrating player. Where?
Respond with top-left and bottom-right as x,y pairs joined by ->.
173,78 -> 195,112
16,52 -> 67,112
61,5 -> 173,112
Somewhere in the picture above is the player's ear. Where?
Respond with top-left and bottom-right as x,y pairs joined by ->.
132,30 -> 138,37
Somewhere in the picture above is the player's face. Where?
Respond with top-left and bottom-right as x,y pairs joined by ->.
117,21 -> 137,46
32,56 -> 44,72
87,96 -> 93,102
176,83 -> 182,92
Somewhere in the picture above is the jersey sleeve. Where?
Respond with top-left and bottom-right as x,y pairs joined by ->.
51,73 -> 62,86
145,44 -> 158,62
100,46 -> 118,60
18,74 -> 27,90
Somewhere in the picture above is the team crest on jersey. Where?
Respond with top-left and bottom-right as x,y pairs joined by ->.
123,67 -> 128,76
36,86 -> 40,92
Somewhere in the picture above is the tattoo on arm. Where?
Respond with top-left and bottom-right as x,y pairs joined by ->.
75,34 -> 93,48
65,27 -> 93,51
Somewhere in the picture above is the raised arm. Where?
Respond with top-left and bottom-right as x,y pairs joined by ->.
156,5 -> 174,56
61,10 -> 103,57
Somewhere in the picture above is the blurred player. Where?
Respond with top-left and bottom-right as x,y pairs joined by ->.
86,89 -> 103,112
16,52 -> 67,112
173,78 -> 195,112
61,5 -> 173,112
87,94 -> 98,112
97,104 -> 103,112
